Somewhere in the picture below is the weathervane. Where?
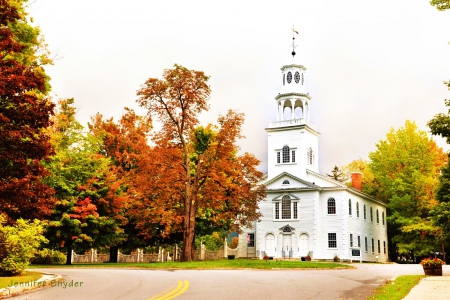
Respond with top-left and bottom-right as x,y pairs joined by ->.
291,26 -> 298,57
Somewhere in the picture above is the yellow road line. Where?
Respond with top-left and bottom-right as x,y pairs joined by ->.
147,280 -> 189,300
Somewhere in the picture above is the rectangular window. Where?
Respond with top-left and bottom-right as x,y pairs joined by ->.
328,233 -> 337,248
371,238 -> 375,253
293,202 -> 298,219
356,203 -> 359,218
365,237 -> 368,252
357,236 -> 361,248
247,233 -> 255,247
370,207 -> 373,222
349,199 -> 352,216
376,210 -> 379,223
275,202 -> 280,220
292,150 -> 296,163
382,212 -> 385,225
383,241 -> 386,254
350,234 -> 353,247
277,152 -> 280,164
378,240 -> 381,253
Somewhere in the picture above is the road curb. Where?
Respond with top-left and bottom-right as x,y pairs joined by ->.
0,272 -> 63,298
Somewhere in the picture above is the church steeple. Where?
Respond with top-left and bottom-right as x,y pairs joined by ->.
266,32 -> 319,180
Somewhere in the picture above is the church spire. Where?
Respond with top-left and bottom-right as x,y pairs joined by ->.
291,27 -> 298,57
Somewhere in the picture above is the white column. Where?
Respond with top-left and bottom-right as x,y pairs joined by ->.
276,102 -> 280,121
291,100 -> 295,120
307,102 -> 310,121
281,100 -> 285,121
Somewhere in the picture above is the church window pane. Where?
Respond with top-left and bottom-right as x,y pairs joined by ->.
356,202 -> 359,218
282,146 -> 290,163
349,199 -> 352,215
292,150 -> 295,163
327,198 -> 336,214
383,241 -> 386,254
371,239 -> 375,253
294,71 -> 300,83
293,202 -> 298,219
277,152 -> 280,164
376,209 -> 379,223
247,233 -> 255,247
282,180 -> 290,185
287,71 -> 292,83
365,237 -> 368,252
275,202 -> 280,220
357,236 -> 361,247
370,207 -> 373,222
281,195 -> 291,219
328,233 -> 337,248
283,73 -> 285,85
382,211 -> 385,225
363,204 -> 366,220
350,234 -> 353,247
378,240 -> 381,253
283,227 -> 291,233
307,148 -> 314,165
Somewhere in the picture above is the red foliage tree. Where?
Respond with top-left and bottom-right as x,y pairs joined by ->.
0,0 -> 55,221
136,65 -> 265,261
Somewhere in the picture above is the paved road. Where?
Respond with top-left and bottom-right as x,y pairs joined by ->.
12,264 -> 446,300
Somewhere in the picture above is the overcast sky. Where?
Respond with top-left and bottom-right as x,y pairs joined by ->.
30,0 -> 450,174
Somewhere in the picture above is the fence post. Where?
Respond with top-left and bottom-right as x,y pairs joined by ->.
224,239 -> 228,258
162,248 -> 165,262
158,246 -> 161,262
200,244 -> 205,261
90,249 -> 94,263
71,250 -> 74,264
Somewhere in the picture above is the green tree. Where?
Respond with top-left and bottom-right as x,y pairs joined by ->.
326,165 -> 347,182
368,120 -> 446,260
430,0 -> 450,11
42,99 -> 125,264
0,215 -> 47,275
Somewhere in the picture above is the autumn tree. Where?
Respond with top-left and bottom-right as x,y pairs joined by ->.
42,99 -> 126,264
88,108 -> 152,261
341,158 -> 381,197
136,65 -> 266,261
369,120 -> 446,260
0,0 -> 55,222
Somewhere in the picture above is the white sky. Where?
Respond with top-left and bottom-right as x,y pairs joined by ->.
29,0 -> 450,174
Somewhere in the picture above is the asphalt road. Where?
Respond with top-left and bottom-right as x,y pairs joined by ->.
12,264 -> 445,300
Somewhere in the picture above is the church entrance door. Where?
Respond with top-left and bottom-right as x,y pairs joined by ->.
299,233 -> 309,257
282,235 -> 292,258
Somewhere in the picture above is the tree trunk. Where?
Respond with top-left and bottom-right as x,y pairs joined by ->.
65,240 -> 73,265
109,246 -> 119,263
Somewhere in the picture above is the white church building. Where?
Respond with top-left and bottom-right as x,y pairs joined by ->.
236,51 -> 388,262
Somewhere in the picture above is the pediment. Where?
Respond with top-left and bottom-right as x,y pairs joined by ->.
265,172 -> 318,189
279,224 -> 296,234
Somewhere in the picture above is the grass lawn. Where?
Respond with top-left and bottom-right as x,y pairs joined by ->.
368,275 -> 425,300
29,259 -> 353,270
0,271 -> 42,289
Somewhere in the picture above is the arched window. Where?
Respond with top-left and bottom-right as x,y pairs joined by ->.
356,202 -> 360,218
376,209 -> 379,223
349,199 -> 352,216
282,146 -> 290,163
283,227 -> 292,233
327,198 -> 336,214
281,195 -> 291,219
363,204 -> 366,219
282,180 -> 290,185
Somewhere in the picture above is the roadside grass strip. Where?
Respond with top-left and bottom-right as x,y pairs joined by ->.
29,259 -> 352,270
0,272 -> 42,289
368,275 -> 425,300
148,280 -> 189,300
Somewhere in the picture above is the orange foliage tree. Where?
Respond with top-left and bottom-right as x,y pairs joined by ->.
136,65 -> 266,261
